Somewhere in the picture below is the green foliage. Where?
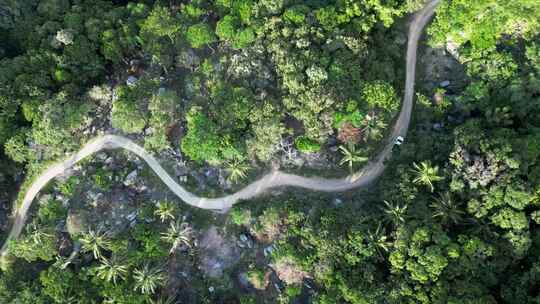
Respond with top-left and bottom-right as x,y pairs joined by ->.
112,90 -> 147,133
429,0 -> 540,52
8,226 -> 56,263
133,264 -> 165,295
140,6 -> 181,43
160,221 -> 193,254
339,144 -> 368,173
96,258 -> 129,285
230,207 -> 252,226
295,136 -> 321,153
411,161 -> 444,192
333,101 -> 365,129
216,15 -> 238,40
186,23 -> 216,48
232,27 -> 256,49
181,107 -> 223,164
39,266 -> 78,303
80,230 -> 112,259
154,201 -> 176,223
145,89 -> 178,152
361,80 -> 399,114
225,157 -> 250,183
283,6 -> 308,24
4,129 -> 30,163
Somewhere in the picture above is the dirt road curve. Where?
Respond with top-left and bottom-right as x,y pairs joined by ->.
1,0 -> 441,256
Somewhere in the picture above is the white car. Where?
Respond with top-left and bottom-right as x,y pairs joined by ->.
394,136 -> 404,146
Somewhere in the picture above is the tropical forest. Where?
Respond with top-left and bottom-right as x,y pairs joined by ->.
0,0 -> 540,303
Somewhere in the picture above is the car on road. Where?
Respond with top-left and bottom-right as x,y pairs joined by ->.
394,136 -> 404,146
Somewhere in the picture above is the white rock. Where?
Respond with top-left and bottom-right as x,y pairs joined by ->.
126,76 -> 138,87
124,170 -> 138,186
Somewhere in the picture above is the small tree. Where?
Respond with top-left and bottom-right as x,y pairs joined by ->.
96,257 -> 128,285
140,6 -> 181,43
339,143 -> 368,173
161,221 -> 193,254
80,229 -> 111,259
225,158 -> 250,184
133,264 -> 165,295
430,192 -> 465,226
154,201 -> 176,222
382,200 -> 408,227
186,23 -> 216,48
411,161 -> 444,192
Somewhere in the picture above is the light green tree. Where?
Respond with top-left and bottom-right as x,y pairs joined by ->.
161,221 -> 193,254
80,229 -> 111,259
339,144 -> 368,173
140,6 -> 181,43
96,257 -> 128,285
411,161 -> 444,192
133,264 -> 165,295
430,192 -> 465,226
154,201 -> 176,222
186,23 -> 216,48
225,158 -> 250,183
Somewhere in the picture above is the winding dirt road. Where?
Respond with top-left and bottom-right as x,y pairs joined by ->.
0,0 -> 440,256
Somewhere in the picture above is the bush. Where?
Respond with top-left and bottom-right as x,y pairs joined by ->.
216,15 -> 238,40
111,95 -> 147,133
246,268 -> 266,290
295,136 -> 321,153
230,208 -> 252,226
4,130 -> 29,163
233,28 -> 255,49
181,108 -> 222,164
186,23 -> 216,48
283,6 -> 308,24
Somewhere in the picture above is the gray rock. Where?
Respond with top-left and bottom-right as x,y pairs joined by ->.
264,245 -> 275,257
440,80 -> 450,87
126,76 -> 138,87
238,272 -> 251,289
126,212 -> 137,222
124,170 -> 138,186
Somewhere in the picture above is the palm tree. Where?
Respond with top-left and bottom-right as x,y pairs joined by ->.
80,229 -> 111,259
154,201 -> 176,222
226,158 -> 250,184
149,297 -> 176,304
367,224 -> 391,259
430,192 -> 465,226
161,221 -> 193,254
363,113 -> 387,142
133,264 -> 165,295
339,143 -> 369,173
382,200 -> 408,226
411,161 -> 443,192
29,223 -> 53,245
96,257 -> 128,284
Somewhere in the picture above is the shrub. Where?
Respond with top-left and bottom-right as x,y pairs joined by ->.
230,208 -> 252,226
233,28 -> 256,49
186,23 -> 216,48
246,268 -> 266,290
295,136 -> 321,153
216,15 -> 238,40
